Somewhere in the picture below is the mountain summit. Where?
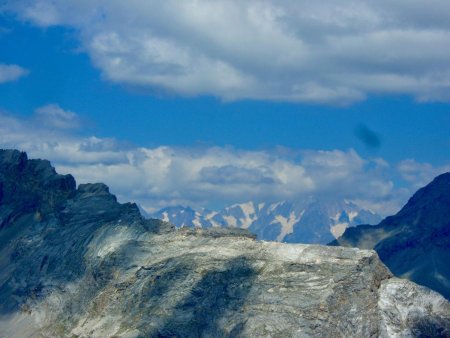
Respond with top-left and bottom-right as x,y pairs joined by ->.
0,150 -> 449,337
331,172 -> 450,300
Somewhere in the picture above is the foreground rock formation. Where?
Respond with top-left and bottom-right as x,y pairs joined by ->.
0,149 -> 449,337
331,172 -> 450,301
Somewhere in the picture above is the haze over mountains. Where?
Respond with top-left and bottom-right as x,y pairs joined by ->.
332,172 -> 450,301
152,200 -> 381,244
1,149 -> 449,337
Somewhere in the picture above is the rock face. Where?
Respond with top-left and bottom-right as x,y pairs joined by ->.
0,149 -> 449,337
152,199 -> 381,244
331,172 -> 450,301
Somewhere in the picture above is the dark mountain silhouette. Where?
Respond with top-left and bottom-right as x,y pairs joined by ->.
331,172 -> 450,300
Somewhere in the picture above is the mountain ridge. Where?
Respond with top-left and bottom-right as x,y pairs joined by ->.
0,149 -> 449,337
331,172 -> 450,300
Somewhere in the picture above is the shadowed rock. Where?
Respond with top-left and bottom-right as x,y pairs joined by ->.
155,256 -> 256,337
331,172 -> 450,300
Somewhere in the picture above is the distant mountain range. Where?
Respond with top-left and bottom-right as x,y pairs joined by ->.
331,172 -> 450,300
151,199 -> 381,244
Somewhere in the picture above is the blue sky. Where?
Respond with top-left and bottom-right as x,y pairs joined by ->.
1,1 -> 450,214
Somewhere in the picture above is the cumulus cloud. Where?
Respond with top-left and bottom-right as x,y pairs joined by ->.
3,106 -> 449,215
4,1 -> 450,104
0,63 -> 28,83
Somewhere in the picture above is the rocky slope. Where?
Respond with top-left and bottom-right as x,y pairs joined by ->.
331,172 -> 450,301
152,199 -> 380,244
0,149 -> 449,337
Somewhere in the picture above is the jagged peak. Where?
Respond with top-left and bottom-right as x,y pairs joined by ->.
0,150 -> 76,214
0,149 -> 27,165
0,149 -> 75,188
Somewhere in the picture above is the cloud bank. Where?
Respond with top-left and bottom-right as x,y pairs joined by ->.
2,105 -> 448,215
4,1 -> 450,104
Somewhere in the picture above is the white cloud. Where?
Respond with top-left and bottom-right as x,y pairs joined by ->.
397,159 -> 450,188
3,107 -> 449,215
35,104 -> 82,129
4,1 -> 450,103
0,64 -> 28,83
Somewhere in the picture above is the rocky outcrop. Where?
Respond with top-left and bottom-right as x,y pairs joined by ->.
0,150 -> 449,337
331,172 -> 450,301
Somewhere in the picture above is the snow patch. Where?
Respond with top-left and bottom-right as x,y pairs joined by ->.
330,222 -> 349,239
161,211 -> 169,223
348,211 -> 358,222
240,201 -> 255,218
237,202 -> 256,229
223,215 -> 237,227
331,212 -> 341,223
192,217 -> 202,228
205,211 -> 218,220
274,211 -> 302,242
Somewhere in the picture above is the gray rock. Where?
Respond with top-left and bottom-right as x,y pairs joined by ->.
0,149 -> 449,337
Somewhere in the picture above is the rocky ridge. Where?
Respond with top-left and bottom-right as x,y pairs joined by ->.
0,149 -> 449,337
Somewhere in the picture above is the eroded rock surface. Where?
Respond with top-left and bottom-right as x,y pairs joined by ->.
0,150 -> 449,337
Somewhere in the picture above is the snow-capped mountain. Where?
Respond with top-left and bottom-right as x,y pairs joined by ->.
151,198 -> 381,244
2,150 -> 448,337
